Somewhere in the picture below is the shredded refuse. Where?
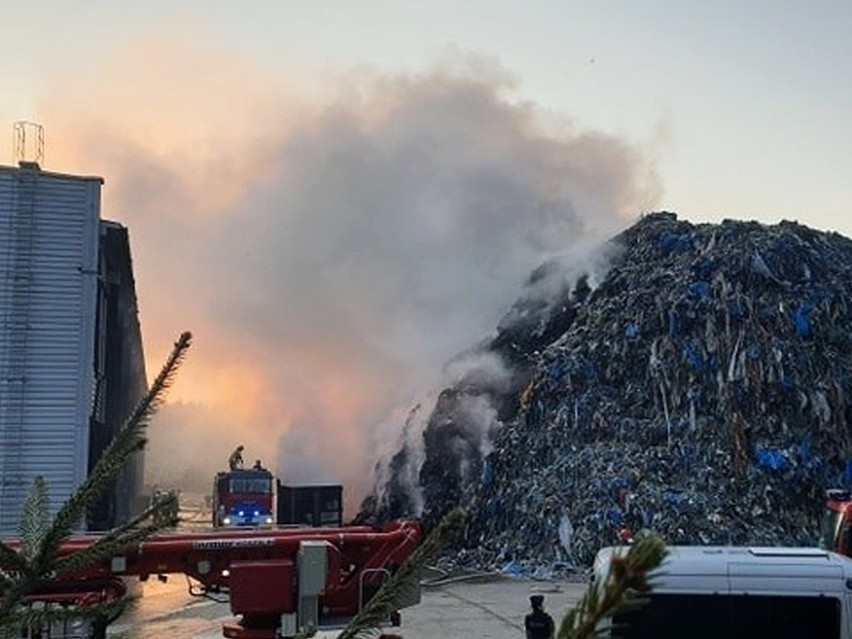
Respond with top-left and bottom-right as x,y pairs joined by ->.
359,212 -> 852,575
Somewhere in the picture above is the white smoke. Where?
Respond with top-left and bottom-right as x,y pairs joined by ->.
38,40 -> 660,509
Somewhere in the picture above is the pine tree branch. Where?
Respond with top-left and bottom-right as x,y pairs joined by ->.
0,541 -> 27,573
337,508 -> 466,639
0,579 -> 36,618
54,494 -> 179,576
18,476 -> 50,565
557,533 -> 667,639
0,332 -> 190,633
37,332 -> 192,571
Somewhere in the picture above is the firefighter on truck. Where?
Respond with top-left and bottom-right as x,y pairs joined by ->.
215,445 -> 274,527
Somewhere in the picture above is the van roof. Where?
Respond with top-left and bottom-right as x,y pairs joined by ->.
594,545 -> 852,589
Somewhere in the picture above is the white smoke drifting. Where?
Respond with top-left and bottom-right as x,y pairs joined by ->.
37,38 -> 660,512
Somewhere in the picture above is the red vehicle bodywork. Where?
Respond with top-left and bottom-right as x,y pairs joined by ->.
213,468 -> 275,527
823,489 -> 852,555
1,519 -> 421,639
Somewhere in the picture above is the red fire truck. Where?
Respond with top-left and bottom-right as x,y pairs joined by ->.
2,519 -> 421,639
213,467 -> 276,527
213,464 -> 346,529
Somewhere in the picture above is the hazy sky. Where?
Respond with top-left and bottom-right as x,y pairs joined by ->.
3,1 -> 849,231
2,1 -> 850,501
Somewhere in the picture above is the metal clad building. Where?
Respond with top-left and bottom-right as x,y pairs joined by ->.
0,163 -> 102,533
89,221 -> 148,531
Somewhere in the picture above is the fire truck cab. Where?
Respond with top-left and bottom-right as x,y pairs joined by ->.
213,467 -> 275,527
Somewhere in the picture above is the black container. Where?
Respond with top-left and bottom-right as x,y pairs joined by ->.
276,483 -> 343,527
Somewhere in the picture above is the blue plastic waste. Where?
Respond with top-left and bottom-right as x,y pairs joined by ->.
683,346 -> 705,371
606,507 -> 624,525
659,233 -> 694,254
687,281 -> 711,299
842,461 -> 852,487
668,310 -> 680,337
795,304 -> 813,338
501,561 -> 525,577
756,448 -> 790,472
480,460 -> 492,486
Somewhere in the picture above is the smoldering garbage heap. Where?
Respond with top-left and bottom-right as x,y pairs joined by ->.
359,212 -> 852,573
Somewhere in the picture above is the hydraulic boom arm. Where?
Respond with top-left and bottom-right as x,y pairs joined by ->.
2,519 -> 421,639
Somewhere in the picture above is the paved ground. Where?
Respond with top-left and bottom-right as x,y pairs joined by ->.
404,577 -> 586,638
110,575 -> 589,639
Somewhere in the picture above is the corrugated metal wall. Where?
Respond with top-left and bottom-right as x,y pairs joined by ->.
89,222 -> 148,531
0,165 -> 100,533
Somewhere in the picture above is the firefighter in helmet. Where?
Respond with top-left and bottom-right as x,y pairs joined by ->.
228,445 -> 245,470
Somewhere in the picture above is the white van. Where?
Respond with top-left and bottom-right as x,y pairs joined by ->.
592,546 -> 852,638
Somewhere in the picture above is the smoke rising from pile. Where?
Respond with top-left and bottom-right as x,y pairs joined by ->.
37,37 -> 660,508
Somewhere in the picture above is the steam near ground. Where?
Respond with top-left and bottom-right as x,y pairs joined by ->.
33,36 -> 660,512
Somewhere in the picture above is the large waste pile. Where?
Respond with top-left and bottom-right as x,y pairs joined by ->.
360,212 -> 852,572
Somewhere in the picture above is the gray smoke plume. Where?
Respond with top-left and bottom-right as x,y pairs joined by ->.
39,41 -> 660,510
